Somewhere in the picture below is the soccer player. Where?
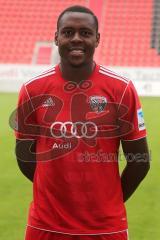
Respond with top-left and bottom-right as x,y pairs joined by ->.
15,5 -> 150,240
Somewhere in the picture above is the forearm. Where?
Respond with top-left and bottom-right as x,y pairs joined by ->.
121,161 -> 150,202
17,160 -> 36,182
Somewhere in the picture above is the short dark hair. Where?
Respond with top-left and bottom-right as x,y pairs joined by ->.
57,5 -> 99,32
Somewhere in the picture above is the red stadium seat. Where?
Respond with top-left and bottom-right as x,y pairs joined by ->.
0,0 -> 160,66
98,0 -> 160,66
0,0 -> 88,64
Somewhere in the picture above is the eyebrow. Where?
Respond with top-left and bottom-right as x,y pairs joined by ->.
61,27 -> 94,31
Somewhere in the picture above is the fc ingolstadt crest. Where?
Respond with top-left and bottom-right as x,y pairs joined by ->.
89,96 -> 107,113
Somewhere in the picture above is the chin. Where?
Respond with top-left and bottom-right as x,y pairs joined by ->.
69,61 -> 86,68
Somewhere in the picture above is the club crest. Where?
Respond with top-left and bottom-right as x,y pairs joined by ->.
89,96 -> 107,113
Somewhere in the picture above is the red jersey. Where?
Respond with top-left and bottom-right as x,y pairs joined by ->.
16,64 -> 146,235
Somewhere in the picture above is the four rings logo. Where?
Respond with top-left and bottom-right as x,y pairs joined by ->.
50,121 -> 98,139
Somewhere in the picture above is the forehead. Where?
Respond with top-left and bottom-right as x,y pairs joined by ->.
58,12 -> 96,30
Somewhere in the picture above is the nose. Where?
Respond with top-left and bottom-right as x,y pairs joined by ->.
71,32 -> 82,43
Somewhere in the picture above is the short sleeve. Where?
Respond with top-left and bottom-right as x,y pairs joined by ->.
119,80 -> 146,141
15,84 -> 37,140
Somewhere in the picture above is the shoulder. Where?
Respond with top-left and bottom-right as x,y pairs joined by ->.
98,64 -> 130,86
96,64 -> 132,103
22,65 -> 59,97
24,65 -> 57,87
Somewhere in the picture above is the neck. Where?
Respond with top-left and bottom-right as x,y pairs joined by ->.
59,61 -> 95,83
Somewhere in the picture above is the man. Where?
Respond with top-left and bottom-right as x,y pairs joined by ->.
15,5 -> 150,240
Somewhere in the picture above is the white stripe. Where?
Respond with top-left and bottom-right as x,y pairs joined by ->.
118,81 -> 130,110
25,66 -> 55,84
29,66 -> 55,80
100,67 -> 129,83
100,66 -> 129,83
27,224 -> 128,236
100,65 -> 128,78
34,66 -> 56,77
16,138 -> 36,140
25,71 -> 55,85
24,84 -> 34,110
24,225 -> 28,240
27,68 -> 55,82
99,70 -> 128,84
121,136 -> 147,141
39,66 -> 56,74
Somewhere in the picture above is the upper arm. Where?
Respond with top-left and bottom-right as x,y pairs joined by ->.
119,81 -> 146,141
16,139 -> 36,163
121,137 -> 150,165
15,84 -> 37,140
15,139 -> 37,182
119,81 -> 150,165
14,85 -> 37,181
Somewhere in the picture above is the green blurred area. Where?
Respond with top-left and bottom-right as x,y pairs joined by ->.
0,93 -> 159,240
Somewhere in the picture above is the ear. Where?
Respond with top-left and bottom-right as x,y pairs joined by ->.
55,32 -> 58,46
95,33 -> 100,48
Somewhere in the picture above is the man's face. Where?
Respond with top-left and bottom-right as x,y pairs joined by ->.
55,12 -> 100,67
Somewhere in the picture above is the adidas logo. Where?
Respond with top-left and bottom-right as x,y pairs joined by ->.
42,97 -> 55,107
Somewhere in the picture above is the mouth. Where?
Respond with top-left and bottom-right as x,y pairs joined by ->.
69,47 -> 85,56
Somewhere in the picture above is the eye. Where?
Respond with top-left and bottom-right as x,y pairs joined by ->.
81,30 -> 92,37
63,30 -> 73,37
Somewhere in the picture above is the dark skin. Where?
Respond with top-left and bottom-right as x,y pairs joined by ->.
55,12 -> 100,82
121,138 -> 150,202
16,139 -> 36,182
16,11 -> 150,202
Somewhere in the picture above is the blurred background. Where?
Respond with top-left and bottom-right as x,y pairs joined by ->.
0,0 -> 159,239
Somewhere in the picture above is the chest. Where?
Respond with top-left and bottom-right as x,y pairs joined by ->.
35,80 -> 118,124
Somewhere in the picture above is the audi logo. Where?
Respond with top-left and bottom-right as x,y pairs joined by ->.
50,121 -> 97,138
